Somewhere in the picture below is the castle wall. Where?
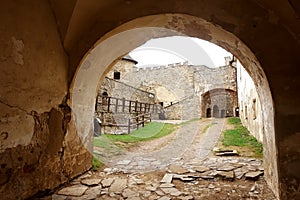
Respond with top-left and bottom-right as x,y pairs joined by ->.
99,77 -> 155,104
105,61 -> 237,120
237,63 -> 264,142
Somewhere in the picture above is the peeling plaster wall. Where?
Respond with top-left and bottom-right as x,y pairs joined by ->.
0,1 -> 91,199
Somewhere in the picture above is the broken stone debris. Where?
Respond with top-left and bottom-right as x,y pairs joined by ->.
47,157 -> 272,199
245,171 -> 264,180
109,178 -> 127,193
160,173 -> 173,183
168,164 -> 189,174
57,185 -> 88,196
80,178 -> 101,186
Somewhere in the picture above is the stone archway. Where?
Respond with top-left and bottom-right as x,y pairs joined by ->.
70,14 -> 278,198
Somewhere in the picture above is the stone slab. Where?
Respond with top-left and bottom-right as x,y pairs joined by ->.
81,178 -> 101,186
193,166 -> 210,173
101,178 -> 114,187
160,173 -> 173,183
161,187 -> 182,196
169,165 -> 189,174
217,171 -> 235,180
245,171 -> 264,180
217,165 -> 237,171
57,185 -> 88,197
109,178 -> 127,193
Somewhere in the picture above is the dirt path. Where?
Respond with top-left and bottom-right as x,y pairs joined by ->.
104,118 -> 225,173
43,118 -> 276,200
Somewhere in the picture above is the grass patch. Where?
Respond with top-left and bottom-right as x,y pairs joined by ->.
105,122 -> 177,144
92,156 -> 104,171
227,117 -> 241,125
222,118 -> 263,157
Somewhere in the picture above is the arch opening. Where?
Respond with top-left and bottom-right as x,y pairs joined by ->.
70,14 -> 278,198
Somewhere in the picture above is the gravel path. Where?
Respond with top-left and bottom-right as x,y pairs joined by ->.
45,118 -> 276,200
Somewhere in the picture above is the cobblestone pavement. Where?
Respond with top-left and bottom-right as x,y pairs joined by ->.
40,119 -> 276,200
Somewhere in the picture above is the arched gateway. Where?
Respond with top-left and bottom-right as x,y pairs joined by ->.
1,2 -> 299,199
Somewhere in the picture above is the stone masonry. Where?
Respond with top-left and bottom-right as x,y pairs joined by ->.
99,57 -> 238,120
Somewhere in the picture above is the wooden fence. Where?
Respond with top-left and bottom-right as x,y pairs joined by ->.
96,96 -> 161,114
96,96 -> 158,134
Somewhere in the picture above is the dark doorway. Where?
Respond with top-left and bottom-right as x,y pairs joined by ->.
235,107 -> 239,117
213,105 -> 219,118
206,108 -> 211,118
221,109 -> 226,118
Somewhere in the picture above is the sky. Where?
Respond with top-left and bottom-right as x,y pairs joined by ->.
129,36 -> 232,68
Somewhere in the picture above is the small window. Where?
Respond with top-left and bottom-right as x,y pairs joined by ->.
253,99 -> 257,120
114,71 -> 120,80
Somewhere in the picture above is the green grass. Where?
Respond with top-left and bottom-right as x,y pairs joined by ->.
105,122 -> 177,143
92,156 -> 103,171
228,117 -> 241,125
222,118 -> 263,157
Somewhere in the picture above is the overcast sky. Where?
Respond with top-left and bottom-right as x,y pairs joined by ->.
129,36 -> 232,68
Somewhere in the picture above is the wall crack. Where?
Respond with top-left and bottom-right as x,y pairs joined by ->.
0,99 -> 32,116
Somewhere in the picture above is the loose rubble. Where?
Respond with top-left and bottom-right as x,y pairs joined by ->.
41,157 -> 276,200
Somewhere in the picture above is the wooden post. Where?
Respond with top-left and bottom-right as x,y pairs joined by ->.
115,98 -> 118,113
142,114 -> 145,127
128,118 -> 131,134
136,113 -> 139,130
135,100 -> 138,113
122,98 -> 125,112
107,97 -> 111,112
129,101 -> 132,113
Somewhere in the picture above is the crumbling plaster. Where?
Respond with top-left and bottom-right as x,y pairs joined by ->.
0,1 -> 91,199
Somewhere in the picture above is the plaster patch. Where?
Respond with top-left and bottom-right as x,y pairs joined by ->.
11,37 -> 24,65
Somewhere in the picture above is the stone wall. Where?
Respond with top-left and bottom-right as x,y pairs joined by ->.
101,60 -> 237,120
201,89 -> 238,118
237,63 -> 264,142
0,1 -> 91,199
99,77 -> 155,104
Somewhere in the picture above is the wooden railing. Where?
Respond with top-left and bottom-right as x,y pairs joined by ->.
101,112 -> 151,134
128,112 -> 151,133
96,96 -> 162,134
96,96 -> 161,114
